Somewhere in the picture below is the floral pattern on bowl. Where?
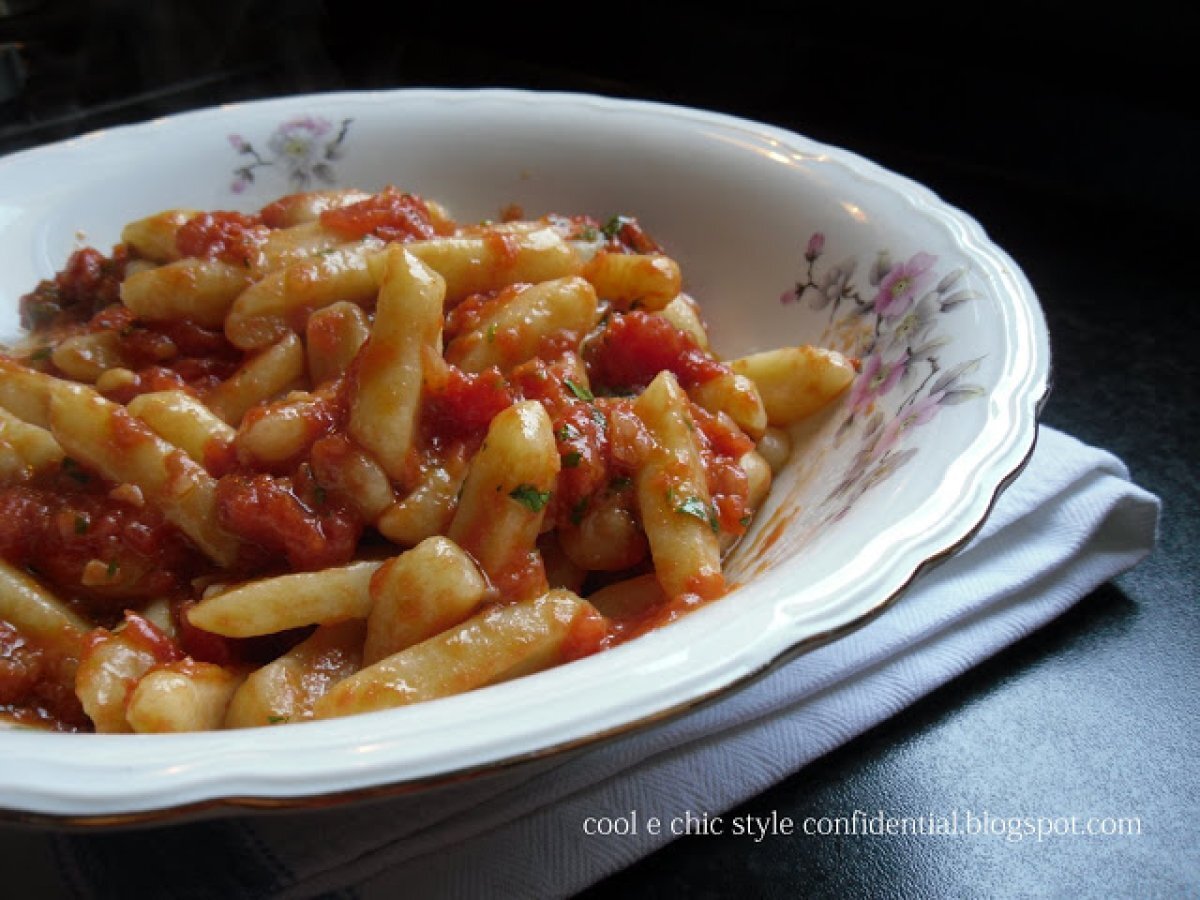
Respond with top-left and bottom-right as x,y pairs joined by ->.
228,116 -> 353,193
779,233 -> 984,526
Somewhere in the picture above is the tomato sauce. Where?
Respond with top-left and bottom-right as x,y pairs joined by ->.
319,188 -> 439,242
215,472 -> 361,572
586,311 -> 727,393
423,365 -> 516,446
175,211 -> 269,267
19,246 -> 131,329
0,472 -> 201,614
0,621 -> 88,731
508,358 -> 618,526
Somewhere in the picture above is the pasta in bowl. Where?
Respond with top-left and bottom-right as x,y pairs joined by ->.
1,191 -> 851,732
0,90 -> 1047,820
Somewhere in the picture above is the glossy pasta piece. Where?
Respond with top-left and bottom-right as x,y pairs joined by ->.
187,559 -> 384,637
224,620 -> 365,728
0,559 -> 87,651
447,400 -> 558,599
655,293 -> 709,349
120,209 -> 197,262
730,346 -> 855,426
313,589 -> 599,719
310,435 -> 395,523
206,333 -> 306,426
250,221 -> 346,277
225,242 -> 381,349
305,301 -> 370,386
376,451 -> 470,547
398,227 -> 581,306
0,358 -> 74,428
363,536 -> 488,665
445,276 -> 599,373
688,371 -> 768,441
234,391 -> 327,468
0,407 -> 64,483
121,257 -> 254,328
259,188 -> 372,227
125,661 -> 243,733
50,331 -> 130,383
586,572 -> 667,620
349,245 -> 445,483
633,370 -> 724,601
73,631 -> 160,734
557,491 -> 648,572
126,390 -> 235,466
755,426 -> 792,473
581,251 -> 681,311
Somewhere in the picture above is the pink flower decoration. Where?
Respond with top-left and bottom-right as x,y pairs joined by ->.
280,116 -> 332,137
847,352 -> 908,414
874,251 -> 937,319
873,391 -> 944,458
805,232 -> 826,261
228,134 -> 250,152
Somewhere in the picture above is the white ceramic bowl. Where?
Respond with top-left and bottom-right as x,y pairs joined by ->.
0,89 -> 1049,822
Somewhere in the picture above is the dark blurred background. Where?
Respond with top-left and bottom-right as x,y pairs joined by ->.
2,2 -> 1196,896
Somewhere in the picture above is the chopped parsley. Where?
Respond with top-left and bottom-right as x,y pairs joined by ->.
739,514 -> 753,528
62,457 -> 90,484
74,515 -> 90,535
486,323 -> 498,343
556,423 -> 579,442
509,484 -> 551,512
564,379 -> 594,402
30,346 -> 53,361
569,497 -> 589,526
561,451 -> 582,468
106,559 -> 119,578
590,408 -> 607,428
675,495 -> 719,533
601,215 -> 630,240
267,715 -> 290,724
578,225 -> 599,242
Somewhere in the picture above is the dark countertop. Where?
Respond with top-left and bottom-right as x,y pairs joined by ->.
2,4 -> 1196,896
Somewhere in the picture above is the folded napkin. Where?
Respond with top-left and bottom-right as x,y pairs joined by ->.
51,426 -> 1159,900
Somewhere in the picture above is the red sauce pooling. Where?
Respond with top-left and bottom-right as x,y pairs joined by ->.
510,358 -> 616,525
319,188 -> 438,242
0,476 -> 201,610
0,621 -> 88,731
216,473 -> 361,572
19,246 -> 130,329
120,610 -> 184,664
586,311 -> 727,393
176,211 -> 268,267
607,216 -> 662,254
691,404 -> 754,535
423,365 -> 516,445
443,286 -> 524,343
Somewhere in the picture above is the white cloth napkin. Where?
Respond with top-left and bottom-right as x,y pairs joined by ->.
51,426 -> 1159,900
